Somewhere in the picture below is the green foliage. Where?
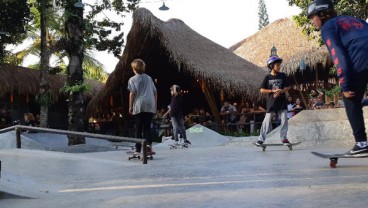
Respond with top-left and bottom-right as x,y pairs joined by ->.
0,0 -> 31,39
288,0 -> 368,45
288,0 -> 368,19
35,91 -> 54,107
7,1 -> 108,81
324,85 -> 341,99
329,65 -> 337,75
0,0 -> 31,61
61,81 -> 91,95
54,0 -> 139,57
258,0 -> 270,30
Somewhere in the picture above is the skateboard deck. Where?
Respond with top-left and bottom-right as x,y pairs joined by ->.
311,151 -> 368,168
126,151 -> 154,160
169,143 -> 189,149
253,141 -> 301,151
112,143 -> 135,150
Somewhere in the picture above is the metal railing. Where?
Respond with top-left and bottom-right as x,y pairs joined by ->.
0,125 -> 148,164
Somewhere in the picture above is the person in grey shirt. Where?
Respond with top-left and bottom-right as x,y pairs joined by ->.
127,59 -> 157,154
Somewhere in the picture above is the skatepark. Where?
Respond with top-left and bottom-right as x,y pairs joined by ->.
1,108 -> 368,207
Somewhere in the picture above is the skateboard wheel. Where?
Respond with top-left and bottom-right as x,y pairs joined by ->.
288,146 -> 292,151
330,158 -> 338,168
262,147 -> 266,151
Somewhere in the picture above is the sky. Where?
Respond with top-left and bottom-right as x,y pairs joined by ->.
19,0 -> 302,73
93,0 -> 302,73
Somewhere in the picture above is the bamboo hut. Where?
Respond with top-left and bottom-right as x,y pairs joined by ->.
230,18 -> 336,107
86,8 -> 265,123
0,64 -> 103,129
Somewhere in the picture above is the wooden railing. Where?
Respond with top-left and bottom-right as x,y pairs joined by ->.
0,125 -> 148,164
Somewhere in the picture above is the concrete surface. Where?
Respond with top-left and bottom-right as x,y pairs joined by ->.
1,109 -> 368,208
266,108 -> 368,147
1,140 -> 368,208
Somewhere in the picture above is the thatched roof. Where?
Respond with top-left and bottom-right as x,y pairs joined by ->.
87,8 -> 265,113
0,64 -> 103,98
230,18 -> 331,74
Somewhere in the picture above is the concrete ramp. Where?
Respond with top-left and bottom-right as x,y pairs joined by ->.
0,132 -> 119,153
155,124 -> 229,148
265,108 -> 368,147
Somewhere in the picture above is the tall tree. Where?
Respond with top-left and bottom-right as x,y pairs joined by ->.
54,0 -> 139,145
2,0 -> 138,145
0,0 -> 30,63
258,0 -> 270,30
39,0 -> 51,128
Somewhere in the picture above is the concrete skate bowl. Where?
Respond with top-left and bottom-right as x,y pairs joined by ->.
265,107 -> 368,148
155,124 -> 230,149
0,131 -> 126,153
0,191 -> 34,199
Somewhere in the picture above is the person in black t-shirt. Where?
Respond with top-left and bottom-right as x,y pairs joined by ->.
255,56 -> 291,146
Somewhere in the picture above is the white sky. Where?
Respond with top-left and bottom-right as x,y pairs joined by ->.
94,0 -> 302,73
19,0 -> 302,73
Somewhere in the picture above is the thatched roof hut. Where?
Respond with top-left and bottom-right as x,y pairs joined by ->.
87,8 -> 265,118
0,64 -> 103,98
230,18 -> 332,75
230,18 -> 337,108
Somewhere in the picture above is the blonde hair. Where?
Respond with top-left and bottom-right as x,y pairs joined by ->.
131,59 -> 146,74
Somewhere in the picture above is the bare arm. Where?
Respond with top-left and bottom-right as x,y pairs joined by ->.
154,91 -> 158,111
129,92 -> 135,114
260,88 -> 274,94
162,109 -> 170,118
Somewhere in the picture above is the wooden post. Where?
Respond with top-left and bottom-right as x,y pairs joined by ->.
293,75 -> 309,109
202,81 -> 220,123
142,139 -> 147,164
315,66 -> 319,90
16,127 -> 21,148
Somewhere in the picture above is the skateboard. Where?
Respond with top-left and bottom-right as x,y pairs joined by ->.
126,151 -> 154,160
253,141 -> 301,151
113,143 -> 134,150
169,143 -> 189,149
127,146 -> 155,160
311,151 -> 368,168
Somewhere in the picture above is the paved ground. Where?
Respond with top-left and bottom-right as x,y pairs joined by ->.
1,139 -> 368,208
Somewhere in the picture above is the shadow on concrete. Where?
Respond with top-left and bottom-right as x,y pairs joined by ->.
0,191 -> 34,199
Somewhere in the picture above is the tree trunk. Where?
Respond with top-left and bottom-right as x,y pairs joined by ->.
65,4 -> 85,145
0,38 -> 4,64
39,0 -> 49,128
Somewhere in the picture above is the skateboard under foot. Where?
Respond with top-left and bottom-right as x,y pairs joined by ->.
253,142 -> 301,151
311,151 -> 368,168
169,143 -> 189,149
127,151 -> 154,160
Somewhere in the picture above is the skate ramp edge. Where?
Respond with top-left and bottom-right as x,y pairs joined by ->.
0,191 -> 34,199
0,131 -> 120,153
265,108 -> 368,147
155,124 -> 229,148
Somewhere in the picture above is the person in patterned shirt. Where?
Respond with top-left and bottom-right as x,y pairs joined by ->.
307,0 -> 368,155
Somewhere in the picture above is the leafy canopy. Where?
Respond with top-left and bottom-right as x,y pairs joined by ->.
288,0 -> 368,40
0,0 -> 31,44
54,0 -> 139,57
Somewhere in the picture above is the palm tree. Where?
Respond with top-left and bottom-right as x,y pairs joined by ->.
8,0 -> 138,145
8,0 -> 107,129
